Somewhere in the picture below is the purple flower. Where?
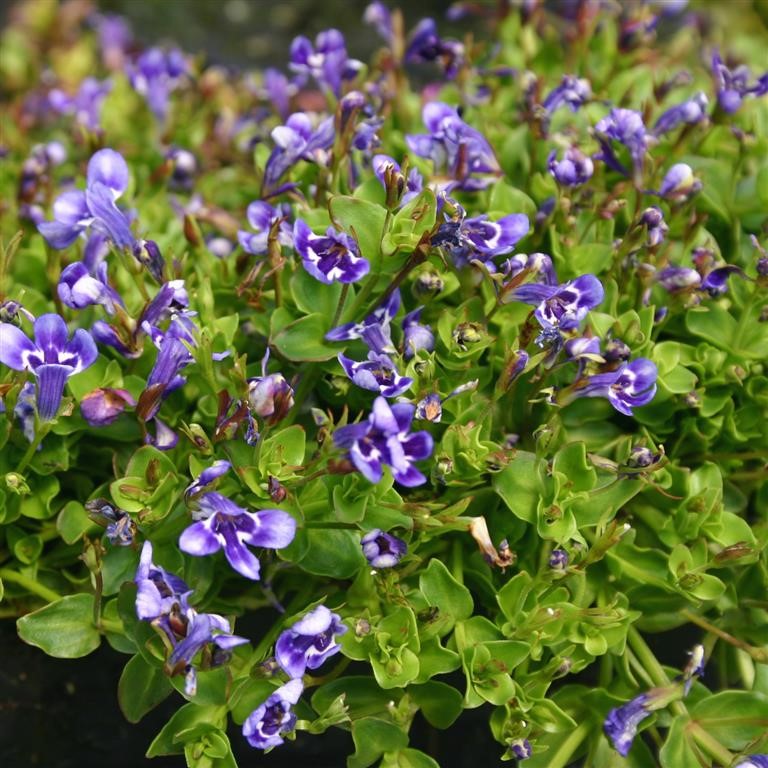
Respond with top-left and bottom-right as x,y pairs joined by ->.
0,313 -> 98,421
655,266 -> 701,293
325,289 -> 400,355
91,13 -> 132,69
434,212 -> 529,268
575,358 -> 658,416
402,308 -> 435,359
264,113 -> 335,191
81,387 -> 136,426
406,102 -> 500,190
185,460 -> 232,500
289,29 -> 362,96
549,549 -> 569,570
135,541 -> 192,623
58,260 -> 122,314
735,757 -> 768,768
361,529 -> 407,568
275,605 -> 347,678
548,147 -> 594,187
712,51 -> 768,114
701,266 -> 743,297
294,219 -> 369,284
510,274 -> 605,332
541,75 -> 591,114
653,92 -> 708,135
38,148 -> 135,250
243,679 -> 304,750
594,108 -> 652,178
128,47 -> 188,122
334,396 -> 433,487
404,18 -> 464,79
339,352 -> 413,397
13,382 -> 37,443
604,693 -> 652,756
48,77 -> 112,131
179,491 -> 296,580
658,163 -> 701,201
238,201 -> 293,256
248,351 -> 295,424
85,498 -> 136,546
363,2 -> 393,45
510,738 -> 532,760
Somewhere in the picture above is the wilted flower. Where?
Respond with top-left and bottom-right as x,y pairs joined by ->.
179,491 -> 296,580
653,92 -> 708,135
275,605 -> 347,678
542,74 -> 591,114
404,17 -> 464,78
85,498 -> 136,545
248,351 -> 295,424
0,313 -> 98,421
243,679 -> 304,750
81,387 -> 136,426
361,529 -> 407,567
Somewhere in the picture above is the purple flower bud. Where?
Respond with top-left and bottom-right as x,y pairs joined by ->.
85,498 -> 136,545
659,163 -> 701,201
595,108 -> 651,177
361,529 -> 407,567
548,147 -> 594,187
133,239 -> 165,282
402,308 -> 435,359
604,338 -> 631,363
655,266 -> 701,293
735,756 -> 768,768
243,679 -> 304,750
626,445 -> 659,468
248,362 -> 295,423
81,387 -> 136,426
542,75 -> 591,114
275,605 -> 347,678
653,92 -> 708,135
185,460 -> 231,499
640,206 -> 668,246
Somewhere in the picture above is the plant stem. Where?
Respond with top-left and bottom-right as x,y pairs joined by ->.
544,719 -> 591,768
331,283 -> 350,328
681,609 -> 768,663
688,723 -> 734,767
0,568 -> 62,603
15,422 -> 51,474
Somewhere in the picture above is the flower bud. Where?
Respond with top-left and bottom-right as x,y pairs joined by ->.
81,387 -> 136,426
452,321 -> 484,350
248,373 -> 295,424
412,271 -> 444,298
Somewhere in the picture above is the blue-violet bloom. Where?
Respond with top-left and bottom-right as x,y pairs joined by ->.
333,396 -> 434,486
604,693 -> 653,757
402,307 -> 435,359
362,529 -> 407,568
238,201 -> 293,256
339,352 -> 413,398
294,219 -> 369,284
179,491 -> 296,580
574,358 -> 658,416
243,678 -> 304,750
711,50 -> 768,113
325,289 -> 400,355
0,313 -> 98,421
548,147 -> 594,187
275,605 -> 347,678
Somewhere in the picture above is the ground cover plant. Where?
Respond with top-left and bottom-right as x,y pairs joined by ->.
1,1 -> 767,766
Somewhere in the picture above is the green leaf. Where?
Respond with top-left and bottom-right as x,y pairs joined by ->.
419,559 -> 473,632
384,749 -> 440,768
330,195 -> 388,266
147,704 -> 225,757
291,267 -> 344,318
271,311 -> 338,362
348,717 -> 409,768
288,527 -> 365,578
17,594 -> 101,658
690,691 -> 768,748
118,654 -> 173,723
493,451 -> 539,523
312,676 -> 399,719
409,681 -> 463,729
659,715 -> 700,768
57,500 -> 98,544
